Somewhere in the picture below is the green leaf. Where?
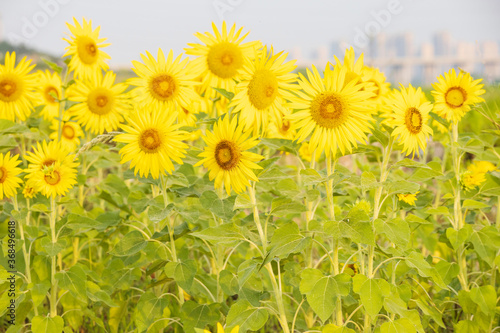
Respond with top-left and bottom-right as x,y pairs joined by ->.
300,268 -> 324,294
226,300 -> 269,332
0,119 -> 28,134
470,285 -> 497,316
42,58 -> 62,74
469,226 -> 500,266
264,223 -> 311,265
374,218 -> 410,248
31,315 -> 64,333
415,299 -> 445,328
300,168 -> 324,185
164,260 -> 196,290
191,223 -> 244,245
462,199 -> 489,210
322,324 -> 356,333
307,276 -> 339,322
148,202 -> 174,223
392,159 -> 428,169
361,172 -> 378,191
269,198 -> 306,216
233,193 -> 253,210
380,318 -> 416,333
40,238 -> 66,257
200,191 -> 236,221
386,180 -> 420,196
435,260 -> 459,285
446,225 -> 471,251
134,292 -> 171,333
371,127 -> 389,146
213,87 -> 234,100
110,230 -> 148,256
181,301 -> 220,333
408,167 -> 442,182
128,191 -> 150,213
352,275 -> 383,317
405,252 -> 446,289
237,260 -> 260,288
257,166 -> 289,182
67,213 -> 101,230
86,281 -> 118,307
31,282 -> 51,308
55,266 -> 87,300
455,320 -> 479,333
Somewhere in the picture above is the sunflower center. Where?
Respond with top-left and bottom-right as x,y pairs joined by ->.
281,120 -> 291,132
0,167 -> 7,183
215,140 -> 240,170
88,88 -> 113,115
45,86 -> 59,104
247,69 -> 278,110
139,129 -> 162,153
445,87 -> 467,108
77,36 -> 98,65
44,170 -> 61,186
0,77 -> 21,102
405,107 -> 423,134
207,42 -> 244,79
311,92 -> 349,129
150,74 -> 177,101
43,159 -> 56,167
62,124 -> 75,139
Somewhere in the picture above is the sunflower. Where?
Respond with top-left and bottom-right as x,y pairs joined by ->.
128,49 -> 198,111
22,179 -> 38,199
0,52 -> 37,121
469,160 -> 496,174
185,22 -> 261,98
195,116 -> 263,195
25,140 -> 78,178
431,68 -> 485,123
34,70 -> 62,121
397,191 -> 419,206
177,97 -> 204,127
30,161 -> 77,198
267,112 -> 296,140
115,106 -> 188,179
299,142 -> 320,163
361,66 -> 390,108
231,46 -> 297,136
0,152 -> 23,200
387,85 -> 433,158
49,120 -> 84,152
67,70 -> 129,134
204,323 -> 239,333
63,17 -> 110,79
286,64 -> 374,157
332,48 -> 365,86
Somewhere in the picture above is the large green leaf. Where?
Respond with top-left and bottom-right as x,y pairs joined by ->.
55,265 -> 87,300
470,285 -> 497,316
200,190 -> 236,221
31,315 -> 64,333
380,318 -> 416,333
226,300 -> 269,332
353,274 -> 383,317
191,223 -> 245,245
110,230 -> 148,256
164,260 -> 197,290
134,292 -> 171,332
264,222 -> 311,265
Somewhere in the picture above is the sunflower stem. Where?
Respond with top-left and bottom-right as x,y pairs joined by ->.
451,122 -> 469,292
49,196 -> 59,317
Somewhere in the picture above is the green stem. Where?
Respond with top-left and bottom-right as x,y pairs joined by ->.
249,182 -> 290,333
49,197 -> 58,317
160,175 -> 184,305
451,123 -> 469,292
305,152 -> 316,268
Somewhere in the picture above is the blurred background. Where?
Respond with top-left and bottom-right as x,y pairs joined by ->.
1,0 -> 499,85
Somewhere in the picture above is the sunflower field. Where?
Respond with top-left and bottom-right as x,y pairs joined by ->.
0,18 -> 499,333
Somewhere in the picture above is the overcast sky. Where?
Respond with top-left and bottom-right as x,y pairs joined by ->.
1,0 -> 499,67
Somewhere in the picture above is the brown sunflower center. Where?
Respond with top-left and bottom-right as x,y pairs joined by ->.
77,36 -> 98,65
311,92 -> 349,129
139,128 -> 162,153
247,69 -> 278,110
43,159 -> 56,167
45,86 -> 59,104
207,42 -> 244,79
0,77 -> 21,102
215,140 -> 240,170
150,74 -> 176,101
405,107 -> 423,134
445,87 -> 467,108
281,120 -> 291,132
88,88 -> 113,115
0,167 -> 7,183
44,170 -> 61,186
62,124 -> 75,139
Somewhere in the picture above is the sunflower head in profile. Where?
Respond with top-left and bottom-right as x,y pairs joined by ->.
63,17 -> 111,79
128,49 -> 199,111
185,21 -> 262,98
0,152 -> 23,200
35,70 -> 62,121
23,179 -> 38,199
431,68 -> 485,124
386,84 -> 433,158
267,112 -> 296,141
30,161 -> 77,198
115,106 -> 189,179
286,63 -> 374,158
49,120 -> 84,152
397,191 -> 419,206
231,46 -> 298,136
0,52 -> 37,121
195,116 -> 263,195
67,70 -> 130,134
361,66 -> 391,109
332,47 -> 366,86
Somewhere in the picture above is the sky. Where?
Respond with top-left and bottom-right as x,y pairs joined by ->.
1,0 -> 499,67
